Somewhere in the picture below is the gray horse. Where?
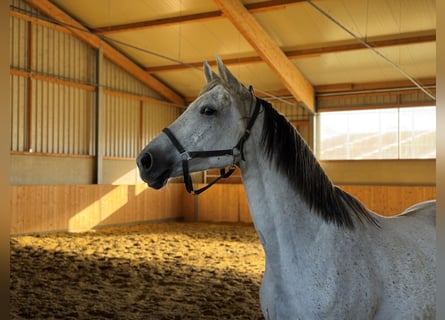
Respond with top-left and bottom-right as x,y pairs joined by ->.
137,57 -> 435,319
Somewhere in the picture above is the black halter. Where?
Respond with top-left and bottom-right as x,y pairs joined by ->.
162,95 -> 262,195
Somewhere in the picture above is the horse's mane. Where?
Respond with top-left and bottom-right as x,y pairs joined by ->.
259,99 -> 378,229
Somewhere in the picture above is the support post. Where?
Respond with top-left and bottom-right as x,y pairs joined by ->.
95,45 -> 104,184
26,21 -> 33,152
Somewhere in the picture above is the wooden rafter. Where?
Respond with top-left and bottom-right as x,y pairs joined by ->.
146,30 -> 436,73
92,0 -> 308,35
24,0 -> 185,106
214,0 -> 315,112
185,77 -> 436,103
315,77 -> 436,94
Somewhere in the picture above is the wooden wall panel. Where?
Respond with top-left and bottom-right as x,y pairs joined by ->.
195,184 -> 241,222
321,160 -> 435,186
11,183 -> 435,234
10,184 -> 193,235
194,184 -> 251,223
339,184 -> 436,216
193,184 -> 435,222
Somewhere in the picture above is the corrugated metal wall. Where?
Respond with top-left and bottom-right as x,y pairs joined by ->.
272,100 -> 310,122
102,59 -> 181,158
271,99 -> 313,146
141,102 -> 181,146
10,0 -> 182,161
317,91 -> 436,111
102,58 -> 163,100
10,2 -> 30,152
10,4 -> 29,70
102,96 -> 180,158
10,74 -> 28,151
32,24 -> 96,83
103,94 -> 140,158
32,80 -> 94,154
10,3 -> 98,155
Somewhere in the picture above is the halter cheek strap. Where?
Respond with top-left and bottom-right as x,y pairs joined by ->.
162,127 -> 238,195
162,96 -> 262,195
235,95 -> 262,161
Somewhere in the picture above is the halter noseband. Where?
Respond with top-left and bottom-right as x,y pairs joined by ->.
162,94 -> 262,195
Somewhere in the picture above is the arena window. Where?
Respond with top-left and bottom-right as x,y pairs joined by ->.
316,106 -> 436,160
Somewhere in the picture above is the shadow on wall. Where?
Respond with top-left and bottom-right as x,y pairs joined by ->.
10,184 -> 193,235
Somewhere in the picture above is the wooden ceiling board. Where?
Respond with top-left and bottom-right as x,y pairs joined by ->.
155,62 -> 284,99
293,42 -> 436,85
254,0 -> 435,48
103,18 -> 255,68
51,0 -> 219,28
306,0 -> 435,37
154,68 -> 206,98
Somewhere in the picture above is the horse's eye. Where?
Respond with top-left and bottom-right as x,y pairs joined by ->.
200,106 -> 216,116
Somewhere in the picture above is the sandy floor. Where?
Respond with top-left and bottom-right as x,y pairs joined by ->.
10,222 -> 265,320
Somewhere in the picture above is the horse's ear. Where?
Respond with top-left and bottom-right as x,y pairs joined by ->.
203,60 -> 218,83
216,56 -> 240,89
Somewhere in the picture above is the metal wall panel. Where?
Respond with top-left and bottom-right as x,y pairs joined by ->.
270,100 -> 313,146
10,0 -> 37,15
103,96 -> 181,158
31,79 -> 94,154
10,10 -> 28,70
317,91 -> 435,111
10,74 -> 28,151
10,11 -> 31,153
400,91 -> 436,106
103,58 -> 163,99
10,1 -> 182,161
141,102 -> 181,147
101,57 -> 182,158
32,24 -> 96,84
103,94 -> 140,158
272,100 -> 311,122
10,6 -> 97,155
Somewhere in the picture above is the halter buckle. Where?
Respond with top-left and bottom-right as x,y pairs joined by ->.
180,151 -> 192,161
232,147 -> 241,166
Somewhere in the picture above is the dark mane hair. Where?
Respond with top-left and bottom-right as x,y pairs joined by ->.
259,98 -> 378,229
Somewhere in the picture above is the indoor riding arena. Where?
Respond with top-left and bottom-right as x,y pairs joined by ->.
5,1 -> 437,319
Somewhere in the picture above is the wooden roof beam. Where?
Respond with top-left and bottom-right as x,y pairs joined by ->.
184,77 -> 436,103
315,77 -> 436,94
214,0 -> 315,112
25,0 -> 185,106
92,0 -> 308,35
146,30 -> 436,73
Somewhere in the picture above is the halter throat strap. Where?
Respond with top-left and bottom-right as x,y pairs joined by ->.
162,96 -> 262,195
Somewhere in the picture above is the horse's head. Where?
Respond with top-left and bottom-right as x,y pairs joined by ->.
137,57 -> 255,190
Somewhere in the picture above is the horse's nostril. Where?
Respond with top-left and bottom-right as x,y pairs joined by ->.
139,152 -> 153,171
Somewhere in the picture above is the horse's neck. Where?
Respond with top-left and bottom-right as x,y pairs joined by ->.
239,119 -> 344,268
241,152 -> 327,256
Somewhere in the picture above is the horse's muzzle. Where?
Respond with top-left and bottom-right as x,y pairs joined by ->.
136,151 -> 171,189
